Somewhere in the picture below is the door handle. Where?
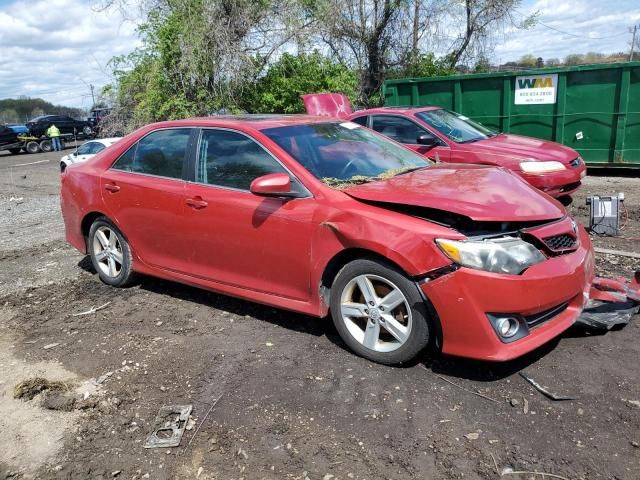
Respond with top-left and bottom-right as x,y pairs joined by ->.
186,197 -> 208,209
104,183 -> 120,193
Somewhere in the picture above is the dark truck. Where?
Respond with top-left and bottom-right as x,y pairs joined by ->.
0,123 -> 76,154
26,115 -> 94,138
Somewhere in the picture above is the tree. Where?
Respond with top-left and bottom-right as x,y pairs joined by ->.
518,54 -> 537,67
564,53 -> 585,65
306,0 -> 404,106
444,0 -> 536,69
245,51 -> 358,113
0,109 -> 19,124
545,57 -> 560,67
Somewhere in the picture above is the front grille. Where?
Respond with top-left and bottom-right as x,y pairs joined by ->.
543,234 -> 577,251
525,302 -> 569,329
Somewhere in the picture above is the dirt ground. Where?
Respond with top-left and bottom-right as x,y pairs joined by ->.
0,149 -> 639,480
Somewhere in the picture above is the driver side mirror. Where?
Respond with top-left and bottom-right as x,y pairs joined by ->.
250,173 -> 296,198
416,134 -> 437,146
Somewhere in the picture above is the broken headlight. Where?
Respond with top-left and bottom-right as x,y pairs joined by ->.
435,237 -> 545,275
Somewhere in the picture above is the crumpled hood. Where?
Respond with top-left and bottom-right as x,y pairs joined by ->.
468,133 -> 578,167
344,164 -> 565,222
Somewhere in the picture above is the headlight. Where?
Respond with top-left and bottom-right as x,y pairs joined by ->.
435,237 -> 546,275
520,161 -> 566,173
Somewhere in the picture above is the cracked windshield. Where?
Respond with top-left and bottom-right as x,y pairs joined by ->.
264,121 -> 431,188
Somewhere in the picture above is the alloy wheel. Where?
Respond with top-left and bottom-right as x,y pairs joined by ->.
340,274 -> 412,353
92,226 -> 124,279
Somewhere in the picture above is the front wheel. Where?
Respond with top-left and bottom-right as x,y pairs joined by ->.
88,217 -> 136,287
9,148 -> 21,155
329,259 -> 432,365
82,126 -> 93,136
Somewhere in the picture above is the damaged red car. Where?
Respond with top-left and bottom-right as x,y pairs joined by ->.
61,116 -> 596,365
303,93 -> 587,199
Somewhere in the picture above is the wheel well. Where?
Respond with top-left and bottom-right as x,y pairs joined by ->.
320,248 -> 408,293
81,212 -> 106,242
320,248 -> 443,352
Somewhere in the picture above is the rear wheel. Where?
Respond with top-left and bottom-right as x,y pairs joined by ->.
25,141 -> 40,154
39,140 -> 52,152
329,259 -> 431,365
88,217 -> 136,287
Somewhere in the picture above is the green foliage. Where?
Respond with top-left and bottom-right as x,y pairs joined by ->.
518,54 -> 537,67
388,53 -> 453,79
245,52 -> 358,113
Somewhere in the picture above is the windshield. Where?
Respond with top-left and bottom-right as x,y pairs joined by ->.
416,109 -> 496,143
262,122 -> 430,188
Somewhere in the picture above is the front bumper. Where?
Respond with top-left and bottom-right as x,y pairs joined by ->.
517,162 -> 587,198
421,227 -> 595,361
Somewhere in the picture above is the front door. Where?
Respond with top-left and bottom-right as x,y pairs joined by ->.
100,128 -> 194,272
181,128 -> 315,301
370,115 -> 451,162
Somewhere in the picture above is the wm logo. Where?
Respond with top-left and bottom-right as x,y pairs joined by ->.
518,77 -> 554,89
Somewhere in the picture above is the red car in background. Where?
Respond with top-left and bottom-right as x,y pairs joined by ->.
61,115 -> 595,365
303,93 -> 587,200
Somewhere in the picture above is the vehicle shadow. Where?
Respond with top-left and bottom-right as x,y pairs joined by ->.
78,256 -> 336,340
77,255 -> 573,380
418,338 -> 560,383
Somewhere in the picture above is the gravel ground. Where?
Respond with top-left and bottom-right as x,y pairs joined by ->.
0,149 -> 639,480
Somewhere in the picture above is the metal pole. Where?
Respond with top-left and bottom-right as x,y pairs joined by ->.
89,84 -> 96,108
631,25 -> 638,62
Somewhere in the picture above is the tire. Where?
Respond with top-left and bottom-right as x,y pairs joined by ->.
329,258 -> 432,365
8,148 -> 21,155
82,126 -> 93,136
25,141 -> 40,154
39,140 -> 52,152
88,217 -> 136,287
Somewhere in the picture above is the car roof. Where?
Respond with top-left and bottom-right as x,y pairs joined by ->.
352,106 -> 442,116
150,115 -> 344,131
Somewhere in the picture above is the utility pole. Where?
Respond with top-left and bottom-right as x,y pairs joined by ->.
631,25 -> 638,62
89,84 -> 96,108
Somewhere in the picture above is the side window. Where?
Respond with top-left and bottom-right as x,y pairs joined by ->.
112,128 -> 191,179
197,129 -> 297,191
351,116 -> 368,127
76,143 -> 94,155
371,115 -> 428,144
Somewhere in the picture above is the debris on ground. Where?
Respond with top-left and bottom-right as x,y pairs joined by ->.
519,372 -> 577,401
14,377 -> 73,401
577,274 -> 640,330
144,405 -> 193,449
72,301 -> 111,317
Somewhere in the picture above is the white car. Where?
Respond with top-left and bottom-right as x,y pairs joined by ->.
60,137 -> 122,172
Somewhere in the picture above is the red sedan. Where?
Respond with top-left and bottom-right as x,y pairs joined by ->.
61,116 -> 594,365
303,93 -> 587,199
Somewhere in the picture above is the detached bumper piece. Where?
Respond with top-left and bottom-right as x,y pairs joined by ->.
577,273 -> 640,330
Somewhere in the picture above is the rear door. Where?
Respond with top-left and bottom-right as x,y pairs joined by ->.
100,128 -> 196,272
181,128 -> 316,301
370,115 -> 451,161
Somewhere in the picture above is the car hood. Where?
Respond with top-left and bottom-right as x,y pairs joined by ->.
343,164 -> 565,222
467,133 -> 578,166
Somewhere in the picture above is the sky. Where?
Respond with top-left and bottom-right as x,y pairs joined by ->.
0,0 -> 639,109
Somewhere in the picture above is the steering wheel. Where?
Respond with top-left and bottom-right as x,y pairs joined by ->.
337,159 -> 357,178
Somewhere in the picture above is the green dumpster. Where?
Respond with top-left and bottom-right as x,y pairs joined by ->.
383,62 -> 640,168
